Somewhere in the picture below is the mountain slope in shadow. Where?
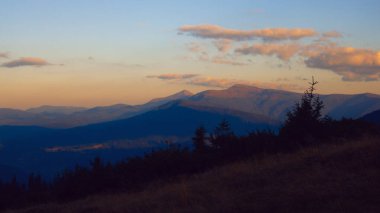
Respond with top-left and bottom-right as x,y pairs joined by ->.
360,109 -> 380,125
0,103 -> 274,178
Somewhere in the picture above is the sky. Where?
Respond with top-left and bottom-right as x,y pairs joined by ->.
1,0 -> 380,109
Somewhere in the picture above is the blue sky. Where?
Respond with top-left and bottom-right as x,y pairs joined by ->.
1,0 -> 380,108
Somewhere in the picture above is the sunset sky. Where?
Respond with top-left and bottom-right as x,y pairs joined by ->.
1,0 -> 380,109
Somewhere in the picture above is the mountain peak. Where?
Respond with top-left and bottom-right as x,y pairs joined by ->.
148,90 -> 193,104
177,90 -> 193,96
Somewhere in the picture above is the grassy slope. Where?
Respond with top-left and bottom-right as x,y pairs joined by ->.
7,137 -> 380,213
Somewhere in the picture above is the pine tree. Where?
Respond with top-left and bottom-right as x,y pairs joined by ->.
280,77 -> 324,146
192,126 -> 208,153
210,119 -> 235,149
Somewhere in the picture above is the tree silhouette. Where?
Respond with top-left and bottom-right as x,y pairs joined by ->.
280,77 -> 324,146
192,126 -> 208,153
210,119 -> 235,150
27,173 -> 48,203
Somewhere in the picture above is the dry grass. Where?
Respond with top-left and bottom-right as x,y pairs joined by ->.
6,137 -> 380,213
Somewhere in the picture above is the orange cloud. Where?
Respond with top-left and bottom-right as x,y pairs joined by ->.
146,73 -> 199,80
236,43 -> 301,60
235,41 -> 380,81
2,57 -> 50,68
179,24 -> 380,82
179,24 -> 317,41
305,46 -> 380,81
253,28 -> 317,41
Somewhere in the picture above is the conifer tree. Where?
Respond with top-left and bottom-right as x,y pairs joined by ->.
280,77 -> 324,146
192,126 -> 208,153
210,119 -> 235,149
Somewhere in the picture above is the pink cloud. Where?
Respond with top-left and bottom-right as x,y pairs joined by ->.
236,43 -> 301,60
2,57 -> 50,68
148,74 -> 302,91
235,41 -> 380,81
305,46 -> 380,81
179,24 -> 317,41
146,73 -> 199,80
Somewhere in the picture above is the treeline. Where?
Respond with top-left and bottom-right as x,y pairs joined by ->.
1,79 -> 379,210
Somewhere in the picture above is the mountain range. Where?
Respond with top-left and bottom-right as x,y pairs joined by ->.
1,84 -> 380,179
2,85 -> 380,129
0,90 -> 194,128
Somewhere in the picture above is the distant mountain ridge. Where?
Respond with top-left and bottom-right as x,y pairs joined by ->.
0,90 -> 194,128
1,85 -> 380,128
26,105 -> 87,115
181,84 -> 380,121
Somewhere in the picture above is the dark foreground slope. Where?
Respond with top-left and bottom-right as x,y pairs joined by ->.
9,137 -> 380,213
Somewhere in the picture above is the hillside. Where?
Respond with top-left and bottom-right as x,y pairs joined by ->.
8,137 -> 380,213
0,104 -> 274,178
360,109 -> 380,125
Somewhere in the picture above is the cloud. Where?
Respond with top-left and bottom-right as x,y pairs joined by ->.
236,43 -> 301,60
2,57 -> 50,68
187,42 -> 203,53
322,31 -> 343,38
146,73 -> 199,80
234,41 -> 380,81
209,56 -> 247,66
197,53 -> 247,66
179,24 -> 317,41
253,28 -> 317,41
179,24 -> 379,82
190,50 -> 247,66
0,52 -> 9,59
214,39 -> 232,53
305,46 -> 380,81
147,73 -> 250,88
148,73 -> 302,91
